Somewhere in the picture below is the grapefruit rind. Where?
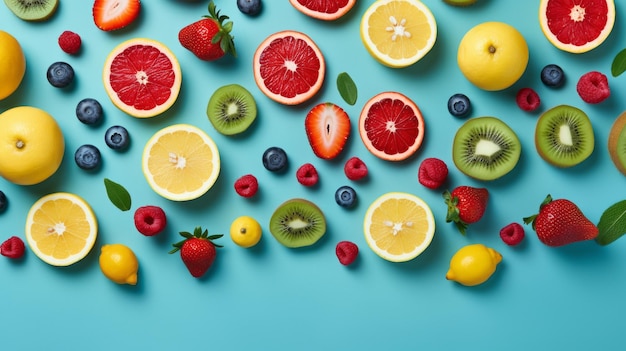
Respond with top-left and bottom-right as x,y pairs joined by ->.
289,0 -> 356,21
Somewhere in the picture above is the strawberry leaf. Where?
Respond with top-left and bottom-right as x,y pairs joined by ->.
337,72 -> 357,105
596,200 -> 626,245
103,178 -> 131,211
611,48 -> 626,77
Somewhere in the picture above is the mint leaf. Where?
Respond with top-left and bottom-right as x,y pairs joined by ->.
337,72 -> 357,105
611,48 -> 626,77
596,200 -> 626,245
104,178 -> 131,211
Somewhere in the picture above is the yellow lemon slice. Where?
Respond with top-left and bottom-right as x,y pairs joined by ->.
142,124 -> 220,201
360,0 -> 437,68
364,192 -> 435,262
25,193 -> 98,266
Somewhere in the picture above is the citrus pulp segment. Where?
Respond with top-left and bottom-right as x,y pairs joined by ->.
289,0 -> 356,21
142,124 -> 220,201
360,0 -> 437,68
253,30 -> 325,105
363,192 -> 435,262
103,38 -> 182,118
25,193 -> 98,267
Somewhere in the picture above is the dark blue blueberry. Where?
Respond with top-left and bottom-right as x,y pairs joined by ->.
0,191 -> 7,213
541,64 -> 565,88
74,144 -> 101,170
262,146 -> 288,172
447,93 -> 471,118
104,125 -> 130,150
237,0 -> 262,15
46,61 -> 74,88
76,98 -> 103,125
335,185 -> 357,208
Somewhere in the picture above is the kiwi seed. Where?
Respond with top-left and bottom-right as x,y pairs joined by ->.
4,0 -> 58,21
206,84 -> 257,136
608,111 -> 626,175
269,198 -> 326,248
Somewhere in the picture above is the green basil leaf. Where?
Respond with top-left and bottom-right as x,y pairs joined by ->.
104,178 -> 132,211
596,200 -> 626,245
337,72 -> 358,105
611,48 -> 626,77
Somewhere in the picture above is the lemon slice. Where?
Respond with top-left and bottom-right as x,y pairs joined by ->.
25,192 -> 98,266
360,0 -> 437,68
142,124 -> 220,201
364,192 -> 435,262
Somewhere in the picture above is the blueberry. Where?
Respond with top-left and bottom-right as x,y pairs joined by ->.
75,144 -> 101,170
237,0 -> 262,15
76,98 -> 103,125
447,93 -> 471,117
104,125 -> 130,150
0,191 -> 7,213
335,185 -> 357,208
541,64 -> 565,88
47,61 -> 74,88
262,146 -> 288,172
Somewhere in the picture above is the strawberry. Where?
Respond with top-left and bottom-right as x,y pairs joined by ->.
92,0 -> 141,31
169,227 -> 223,278
305,102 -> 351,159
443,186 -> 489,234
178,1 -> 236,61
523,195 -> 599,247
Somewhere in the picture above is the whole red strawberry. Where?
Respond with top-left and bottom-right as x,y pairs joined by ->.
170,227 -> 223,278
523,195 -> 598,247
443,186 -> 489,234
178,1 -> 236,61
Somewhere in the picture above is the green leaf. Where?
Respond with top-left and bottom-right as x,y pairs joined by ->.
103,178 -> 132,211
611,48 -> 626,77
596,200 -> 626,245
336,72 -> 358,105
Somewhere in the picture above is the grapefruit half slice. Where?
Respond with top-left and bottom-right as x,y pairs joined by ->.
289,0 -> 356,21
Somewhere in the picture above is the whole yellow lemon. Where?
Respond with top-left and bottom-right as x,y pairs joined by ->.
0,30 -> 26,100
457,22 -> 529,91
446,243 -> 502,286
99,244 -> 139,285
230,215 -> 262,248
0,106 -> 65,185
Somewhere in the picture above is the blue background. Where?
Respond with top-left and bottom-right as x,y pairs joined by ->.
1,0 -> 626,349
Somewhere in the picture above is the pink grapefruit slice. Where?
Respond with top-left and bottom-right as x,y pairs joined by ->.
289,0 -> 356,21
359,92 -> 425,161
253,30 -> 325,106
103,38 -> 182,118
539,0 -> 615,54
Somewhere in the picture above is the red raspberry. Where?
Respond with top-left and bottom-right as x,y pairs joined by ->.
336,241 -> 358,266
58,31 -> 82,55
134,206 -> 167,236
576,71 -> 610,104
234,174 -> 259,198
0,236 -> 26,259
296,163 -> 319,186
499,222 -> 525,246
516,87 -> 541,112
418,157 -> 448,189
344,156 -> 368,181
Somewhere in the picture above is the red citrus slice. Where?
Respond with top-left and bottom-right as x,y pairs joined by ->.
103,38 -> 182,118
358,92 -> 425,161
539,0 -> 615,54
253,30 -> 325,106
289,0 -> 356,21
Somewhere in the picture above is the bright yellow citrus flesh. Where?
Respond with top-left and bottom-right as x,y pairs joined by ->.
142,124 -> 220,201
446,244 -> 502,286
364,192 -> 435,262
0,30 -> 25,100
25,193 -> 98,267
99,244 -> 139,285
230,216 -> 262,248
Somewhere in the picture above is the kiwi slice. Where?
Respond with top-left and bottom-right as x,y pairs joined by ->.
206,84 -> 257,135
452,116 -> 521,181
269,198 -> 326,248
4,0 -> 58,21
535,105 -> 594,168
443,0 -> 477,6
608,111 -> 626,175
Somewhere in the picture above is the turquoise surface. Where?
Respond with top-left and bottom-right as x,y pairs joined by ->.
1,0 -> 626,349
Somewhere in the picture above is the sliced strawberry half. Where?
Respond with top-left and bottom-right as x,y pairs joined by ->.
305,103 -> 351,159
93,0 -> 141,31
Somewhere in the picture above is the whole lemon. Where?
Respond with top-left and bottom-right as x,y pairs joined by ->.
0,30 -> 26,100
0,106 -> 65,185
457,22 -> 529,91
99,244 -> 139,285
446,243 -> 502,286
230,215 -> 262,248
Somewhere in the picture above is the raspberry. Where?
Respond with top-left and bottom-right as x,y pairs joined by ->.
296,163 -> 319,186
234,174 -> 259,197
336,241 -> 358,266
0,236 -> 26,259
418,157 -> 448,189
58,31 -> 82,55
344,156 -> 368,181
499,222 -> 525,246
576,71 -> 610,104
134,206 -> 167,236
516,87 -> 541,112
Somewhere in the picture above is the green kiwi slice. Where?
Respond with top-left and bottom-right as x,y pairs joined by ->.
535,105 -> 594,168
269,198 -> 326,248
206,84 -> 257,136
452,116 -> 521,181
443,0 -> 477,6
4,0 -> 58,21
608,111 -> 626,175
